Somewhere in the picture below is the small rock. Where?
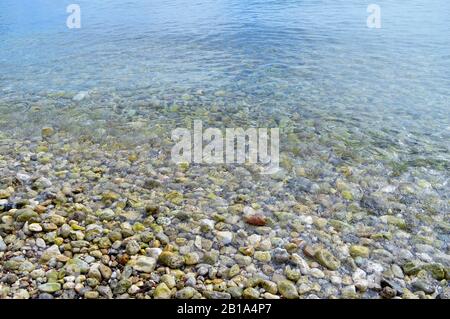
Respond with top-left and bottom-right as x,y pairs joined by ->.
38,283 -> 61,293
349,245 -> 370,258
33,177 -> 52,189
64,258 -> 89,275
84,291 -> 99,299
16,173 -> 32,183
277,280 -> 299,299
29,223 -> 43,232
15,208 -> 40,222
341,285 -> 358,299
314,248 -> 341,270
99,264 -> 112,280
126,240 -> 141,255
227,287 -> 243,298
202,291 -> 232,299
184,252 -> 200,265
391,264 -> 404,278
309,268 -> 325,279
41,127 -> 55,138
154,283 -> 171,299
175,287 -> 196,299
88,266 -> 102,281
158,251 -> 185,268
161,274 -> 176,289
40,245 -> 61,263
98,286 -> 113,299
244,214 -> 267,226
147,247 -> 162,259
284,266 -> 301,281
13,289 -> 30,299
0,189 -> 11,199
423,263 -> 445,280
0,237 -> 6,251
272,248 -> 289,263
243,287 -> 260,299
402,261 -> 422,276
411,280 -> 435,294
36,238 -> 46,248
216,231 -> 233,245
380,286 -> 396,299
254,251 -> 271,262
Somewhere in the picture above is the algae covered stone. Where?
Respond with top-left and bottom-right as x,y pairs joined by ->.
402,261 -> 422,276
277,280 -> 299,299
242,287 -> 260,299
40,245 -> 62,263
184,252 -> 200,265
423,263 -> 445,280
15,208 -> 40,222
349,245 -> 370,258
254,251 -> 271,262
314,248 -> 341,270
154,283 -> 171,299
64,258 -> 89,274
0,189 -> 11,199
158,251 -> 185,268
165,191 -> 184,205
41,127 -> 55,138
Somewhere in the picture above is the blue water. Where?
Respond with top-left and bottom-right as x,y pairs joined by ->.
0,1 -> 449,165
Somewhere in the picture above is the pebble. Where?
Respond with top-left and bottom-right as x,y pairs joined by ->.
254,251 -> 271,262
175,287 -> 196,299
216,231 -> 233,245
84,291 -> 99,299
28,223 -> 43,232
36,238 -> 46,248
243,287 -> 260,299
314,248 -> 341,270
411,280 -> 435,294
277,280 -> 299,299
132,256 -> 156,273
99,264 -> 112,280
126,240 -> 141,255
153,283 -> 172,299
349,245 -> 370,258
0,237 -> 6,251
158,251 -> 185,268
38,283 -> 61,293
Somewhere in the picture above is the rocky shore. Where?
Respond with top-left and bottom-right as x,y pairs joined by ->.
0,116 -> 449,299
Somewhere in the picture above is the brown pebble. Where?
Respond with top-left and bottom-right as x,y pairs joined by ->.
303,245 -> 317,258
244,214 -> 267,226
118,254 -> 129,265
34,205 -> 47,214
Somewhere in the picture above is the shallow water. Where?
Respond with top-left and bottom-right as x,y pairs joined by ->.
1,0 -> 449,184
0,0 -> 449,299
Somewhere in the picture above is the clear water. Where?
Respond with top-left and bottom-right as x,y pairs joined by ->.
1,1 -> 449,185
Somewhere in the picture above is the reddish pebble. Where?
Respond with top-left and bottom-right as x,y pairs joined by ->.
245,214 -> 267,226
